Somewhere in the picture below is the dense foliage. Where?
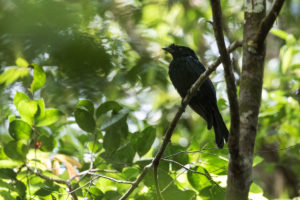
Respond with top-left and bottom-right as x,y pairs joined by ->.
0,0 -> 300,199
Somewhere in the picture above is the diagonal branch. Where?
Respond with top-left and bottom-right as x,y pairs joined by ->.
210,0 -> 240,154
254,0 -> 286,47
119,40 -> 242,200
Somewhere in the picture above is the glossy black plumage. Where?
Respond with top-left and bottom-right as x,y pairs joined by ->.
163,44 -> 229,148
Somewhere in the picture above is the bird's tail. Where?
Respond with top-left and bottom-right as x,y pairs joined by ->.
212,108 -> 229,149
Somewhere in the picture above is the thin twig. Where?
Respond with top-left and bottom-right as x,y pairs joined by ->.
254,0 -> 286,47
26,164 -> 78,200
119,40 -> 242,200
120,163 -> 152,199
88,172 -> 133,184
210,0 -> 240,154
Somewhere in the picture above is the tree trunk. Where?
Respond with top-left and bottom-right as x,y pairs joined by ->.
226,0 -> 266,199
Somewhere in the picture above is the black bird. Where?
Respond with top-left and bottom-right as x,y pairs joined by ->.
163,44 -> 229,148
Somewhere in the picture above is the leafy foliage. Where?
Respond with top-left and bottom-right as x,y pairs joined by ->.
0,0 -> 299,199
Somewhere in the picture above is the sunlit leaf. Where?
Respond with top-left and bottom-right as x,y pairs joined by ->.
282,46 -> 294,73
8,115 -> 16,123
250,183 -> 263,194
29,64 -> 46,93
35,98 -> 46,119
36,108 -> 61,127
14,92 -> 30,108
253,156 -> 263,167
9,119 -> 32,140
88,141 -> 102,153
17,100 -> 38,125
0,67 -> 30,86
270,29 -> 296,44
271,29 -> 290,41
16,57 -> 29,67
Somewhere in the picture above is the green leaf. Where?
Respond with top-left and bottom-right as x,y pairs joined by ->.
39,135 -> 57,152
15,181 -> 26,197
102,143 -> 135,171
282,46 -> 294,73
250,183 -> 263,194
270,29 -> 290,41
29,64 -> 46,93
0,67 -> 30,86
88,141 -> 102,153
35,98 -> 45,119
122,166 -> 139,181
17,100 -> 38,125
103,129 -> 121,152
8,115 -> 16,123
36,108 -> 61,127
77,99 -> 94,115
4,140 -> 28,161
187,166 -> 212,191
0,160 -> 20,168
199,185 -> 225,199
253,156 -> 264,167
162,185 -> 196,200
87,187 -> 104,199
270,29 -> 296,44
101,109 -> 128,130
104,191 -> 121,200
0,190 -> 14,200
103,111 -> 128,153
0,168 -> 16,180
96,101 -> 122,118
131,127 -> 156,157
35,187 -> 52,196
164,144 -> 189,171
75,108 -> 96,132
9,120 -> 32,140
16,57 -> 29,67
14,92 -> 30,108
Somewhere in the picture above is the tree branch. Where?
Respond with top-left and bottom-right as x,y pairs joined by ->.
119,40 -> 242,200
26,164 -> 132,200
26,164 -> 78,200
254,0 -> 286,47
210,0 -> 240,154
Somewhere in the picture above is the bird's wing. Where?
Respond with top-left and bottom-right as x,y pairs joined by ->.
184,56 -> 217,103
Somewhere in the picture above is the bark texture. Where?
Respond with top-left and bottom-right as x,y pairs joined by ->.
226,0 -> 266,199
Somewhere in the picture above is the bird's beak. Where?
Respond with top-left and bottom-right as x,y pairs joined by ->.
162,46 -> 173,53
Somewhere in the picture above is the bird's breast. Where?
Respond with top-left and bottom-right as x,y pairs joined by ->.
169,61 -> 198,97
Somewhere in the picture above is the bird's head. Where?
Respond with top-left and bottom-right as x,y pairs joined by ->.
163,44 -> 198,59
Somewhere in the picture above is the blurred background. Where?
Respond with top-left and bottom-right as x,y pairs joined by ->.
0,0 -> 300,199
